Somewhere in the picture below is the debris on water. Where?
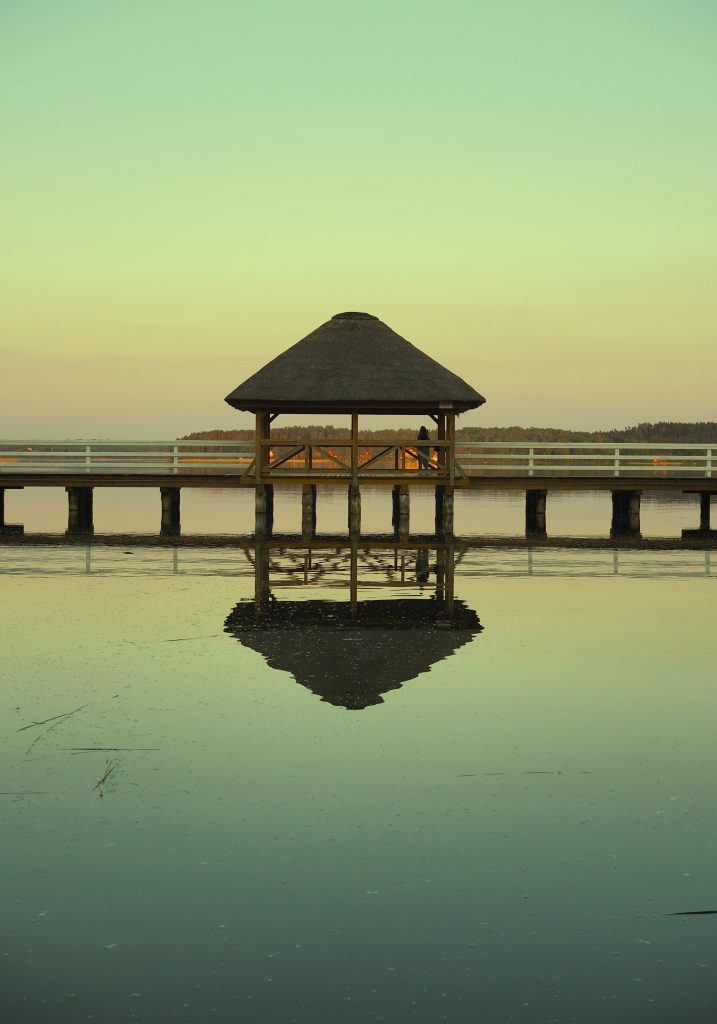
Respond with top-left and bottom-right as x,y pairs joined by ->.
162,635 -> 221,643
93,760 -> 115,798
104,943 -> 117,950
17,704 -> 90,733
62,747 -> 159,754
664,909 -> 717,916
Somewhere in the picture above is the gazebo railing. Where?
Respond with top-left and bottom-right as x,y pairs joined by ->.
260,440 -> 455,479
0,440 -> 256,475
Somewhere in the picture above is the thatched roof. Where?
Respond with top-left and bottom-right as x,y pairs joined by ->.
224,597 -> 482,710
225,312 -> 485,414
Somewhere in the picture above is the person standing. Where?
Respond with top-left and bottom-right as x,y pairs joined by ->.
416,426 -> 430,472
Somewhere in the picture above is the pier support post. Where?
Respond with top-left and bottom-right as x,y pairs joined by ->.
700,492 -> 711,532
392,485 -> 401,537
525,489 -> 547,538
435,485 -> 445,538
0,488 -> 23,534
398,485 -> 410,540
160,487 -> 181,537
302,484 -> 317,540
441,488 -> 454,538
682,492 -> 717,538
348,485 -> 361,537
255,484 -> 274,539
66,486 -> 94,535
611,490 -> 641,538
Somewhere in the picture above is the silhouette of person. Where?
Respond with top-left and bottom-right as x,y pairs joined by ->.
417,426 -> 430,472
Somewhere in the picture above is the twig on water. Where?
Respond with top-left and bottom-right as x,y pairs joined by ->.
17,705 -> 90,733
93,760 -> 115,798
61,747 -> 159,754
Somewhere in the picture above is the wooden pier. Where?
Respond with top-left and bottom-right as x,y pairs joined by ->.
0,438 -> 715,540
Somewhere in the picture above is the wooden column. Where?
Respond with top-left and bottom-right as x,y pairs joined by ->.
445,538 -> 455,616
442,487 -> 454,537
434,485 -> 445,538
349,539 -> 358,619
160,487 -> 181,537
435,544 -> 446,602
255,485 -> 274,538
348,485 -> 361,537
302,484 -> 317,540
526,489 -> 547,538
254,541 -> 270,617
0,485 -> 24,534
66,487 -> 94,535
398,484 -> 410,540
700,493 -> 712,531
611,490 -> 641,538
447,411 -> 456,487
415,549 -> 430,583
681,492 -> 716,538
392,485 -> 401,537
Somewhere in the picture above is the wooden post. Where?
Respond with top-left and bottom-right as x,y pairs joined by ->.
442,487 -> 454,537
254,541 -> 270,616
447,411 -> 455,487
66,486 -> 94,535
302,484 -> 317,539
348,484 -> 361,537
700,493 -> 711,531
351,411 -> 359,485
160,487 -> 181,537
611,490 -> 641,538
398,484 -> 410,540
349,539 -> 358,619
435,484 -> 445,538
392,485 -> 401,537
445,538 -> 455,616
525,490 -> 547,538
435,544 -> 445,602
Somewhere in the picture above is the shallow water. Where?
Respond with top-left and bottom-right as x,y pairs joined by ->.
2,546 -> 716,1023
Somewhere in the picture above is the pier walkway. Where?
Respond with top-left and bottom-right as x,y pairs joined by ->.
1,439 -> 715,540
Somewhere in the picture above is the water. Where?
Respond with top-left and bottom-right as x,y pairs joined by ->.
1,543 -> 716,1022
3,485 -> 705,538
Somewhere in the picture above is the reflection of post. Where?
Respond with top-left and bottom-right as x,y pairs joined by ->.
348,485 -> 361,537
415,549 -> 429,583
254,541 -> 270,616
302,484 -> 317,539
398,485 -> 410,540
350,539 -> 358,619
445,539 -> 455,616
435,544 -> 445,602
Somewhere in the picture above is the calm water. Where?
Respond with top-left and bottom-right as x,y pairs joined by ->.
2,545 -> 716,1023
3,485 -> 706,538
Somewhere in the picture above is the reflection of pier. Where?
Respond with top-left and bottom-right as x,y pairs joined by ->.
224,541 -> 482,710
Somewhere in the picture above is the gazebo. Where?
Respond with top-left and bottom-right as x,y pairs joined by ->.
225,312 -> 485,538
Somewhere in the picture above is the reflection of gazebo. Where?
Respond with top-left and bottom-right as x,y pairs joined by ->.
224,598 -> 482,710
224,312 -> 485,539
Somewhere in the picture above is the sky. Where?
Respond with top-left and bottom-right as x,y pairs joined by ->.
1,0 -> 715,438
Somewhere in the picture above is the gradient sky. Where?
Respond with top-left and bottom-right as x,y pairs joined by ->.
2,1 -> 715,438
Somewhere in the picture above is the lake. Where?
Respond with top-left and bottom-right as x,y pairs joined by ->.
1,540 -> 715,1023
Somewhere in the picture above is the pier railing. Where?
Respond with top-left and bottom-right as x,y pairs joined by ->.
0,440 -> 256,475
455,442 -> 715,479
0,440 -> 715,481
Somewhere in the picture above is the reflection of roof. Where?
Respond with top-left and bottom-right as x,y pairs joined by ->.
224,312 -> 485,414
224,598 -> 482,710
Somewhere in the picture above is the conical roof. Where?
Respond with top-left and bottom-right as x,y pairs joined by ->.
225,312 -> 485,414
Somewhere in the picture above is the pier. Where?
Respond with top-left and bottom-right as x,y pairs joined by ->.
1,313 -> 715,543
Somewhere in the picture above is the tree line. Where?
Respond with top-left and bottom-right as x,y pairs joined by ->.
182,421 -> 717,444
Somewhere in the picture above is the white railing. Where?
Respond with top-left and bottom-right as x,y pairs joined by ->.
0,440 -> 256,475
455,442 -> 715,479
0,440 -> 714,480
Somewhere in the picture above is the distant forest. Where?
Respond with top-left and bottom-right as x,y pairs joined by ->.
182,422 -> 717,443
